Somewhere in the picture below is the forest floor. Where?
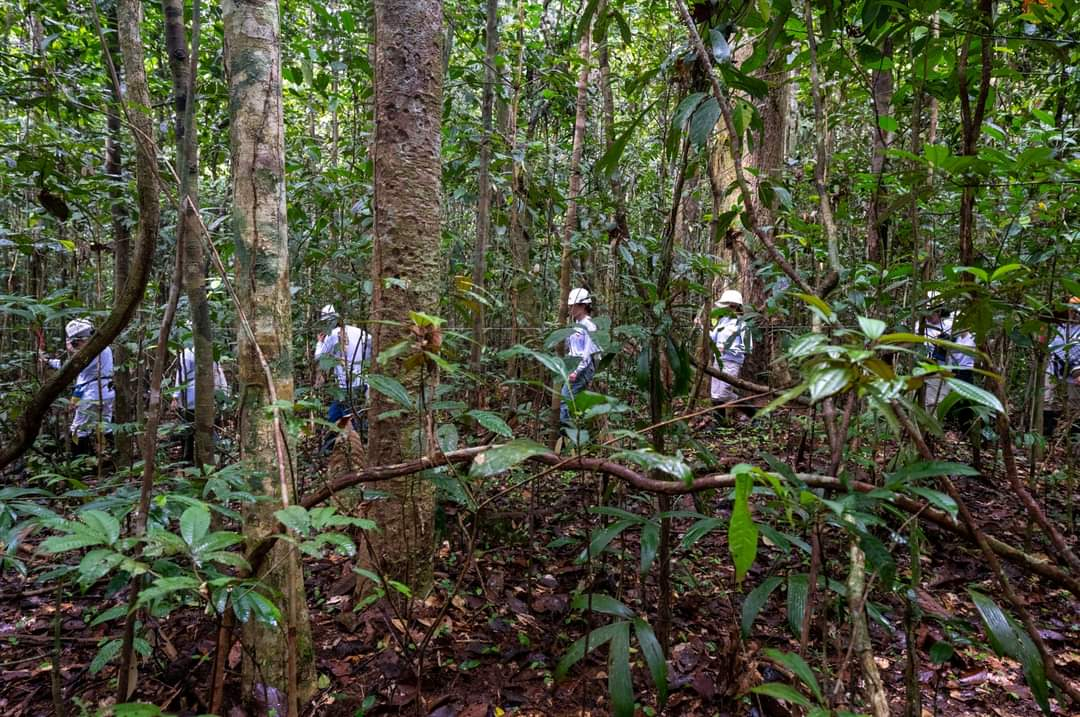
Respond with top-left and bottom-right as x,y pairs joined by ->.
1,412 -> 1078,716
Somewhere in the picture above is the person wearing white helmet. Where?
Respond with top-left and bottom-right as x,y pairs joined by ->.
708,289 -> 751,418
315,304 -> 372,445
1043,296 -> 1080,437
560,287 -> 602,427
170,324 -> 230,464
43,318 -> 116,455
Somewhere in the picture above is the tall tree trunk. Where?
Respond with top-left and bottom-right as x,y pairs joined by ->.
222,0 -> 317,711
597,0 -> 628,312
803,0 -> 841,275
469,0 -> 499,397
363,0 -> 445,595
104,4 -> 133,467
550,28 -> 591,433
957,0 -> 993,266
866,38 -> 893,265
162,0 -> 213,467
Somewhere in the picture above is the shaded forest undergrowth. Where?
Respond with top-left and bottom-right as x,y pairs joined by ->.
1,413 -> 1078,716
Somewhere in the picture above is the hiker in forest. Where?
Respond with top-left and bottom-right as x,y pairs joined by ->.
315,304 -> 371,449
709,289 -> 751,423
922,292 -> 950,411
560,287 -> 602,429
40,318 -> 115,456
170,326 -> 230,464
1043,296 -> 1080,438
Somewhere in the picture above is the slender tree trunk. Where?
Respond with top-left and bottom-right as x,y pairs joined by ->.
222,0 -> 317,710
866,38 -> 893,265
162,0 -> 213,467
597,0 -> 628,311
363,0 -> 445,596
803,0 -> 841,275
470,0 -> 499,397
550,28 -> 591,434
104,5 -> 133,467
957,0 -> 993,266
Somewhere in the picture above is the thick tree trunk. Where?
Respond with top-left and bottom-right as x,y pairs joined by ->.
469,0 -> 498,396
363,0 -> 445,596
222,0 -> 316,710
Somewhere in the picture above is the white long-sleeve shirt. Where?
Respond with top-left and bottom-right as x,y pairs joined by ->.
173,347 -> 229,407
710,316 -> 748,365
565,317 -> 600,374
316,325 -> 371,388
49,347 -> 115,401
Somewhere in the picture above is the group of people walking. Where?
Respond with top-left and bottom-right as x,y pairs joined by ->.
36,285 -> 1080,462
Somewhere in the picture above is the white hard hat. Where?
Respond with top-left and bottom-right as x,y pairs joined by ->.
65,318 -> 93,339
319,304 -> 338,322
718,289 -> 743,306
567,288 -> 592,306
926,290 -> 940,300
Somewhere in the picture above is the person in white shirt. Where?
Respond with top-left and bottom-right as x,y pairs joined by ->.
1043,297 -> 1080,437
709,289 -> 750,410
44,318 -> 115,455
170,329 -> 229,463
560,288 -> 602,427
315,304 -> 371,444
921,293 -> 954,412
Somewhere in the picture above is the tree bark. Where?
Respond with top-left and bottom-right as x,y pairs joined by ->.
222,0 -> 316,710
866,38 -> 893,265
469,0 -> 499,397
104,4 -> 133,468
957,0 -> 993,266
162,0 -> 213,468
364,0 -> 445,596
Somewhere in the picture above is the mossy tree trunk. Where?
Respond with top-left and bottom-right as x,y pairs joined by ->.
222,0 -> 316,710
362,0 -> 445,597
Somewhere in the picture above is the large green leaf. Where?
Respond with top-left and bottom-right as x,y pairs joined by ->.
764,648 -> 823,703
689,97 -> 720,146
945,377 -> 1004,414
808,366 -> 852,403
740,576 -> 783,638
180,504 -> 210,547
633,618 -> 668,704
570,593 -> 634,619
857,315 -> 887,340
274,505 -> 311,535
750,682 -> 812,707
554,621 -> 625,680
729,468 -> 758,585
608,621 -> 634,717
366,374 -> 414,409
578,519 -> 635,563
787,573 -> 808,637
640,522 -> 659,574
465,409 -> 513,438
885,460 -> 979,487
612,449 -> 693,484
969,590 -> 1051,715
469,438 -> 550,478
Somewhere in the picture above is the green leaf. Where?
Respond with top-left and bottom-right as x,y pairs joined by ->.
968,590 -> 1051,715
924,142 -> 950,166
179,504 -> 210,547
366,374 -> 414,409
885,460 -> 979,486
990,263 -> 1025,282
113,705 -> 162,717
274,505 -> 311,535
78,548 -> 125,586
906,486 -> 958,518
633,618 -> 668,704
555,622 -> 624,680
640,522 -> 659,574
469,438 -> 550,478
578,519 -> 635,563
81,510 -> 121,546
808,366 -> 852,403
39,533 -> 104,553
571,593 -> 635,618
245,591 -> 283,627
612,449 -> 693,484
90,638 -> 122,674
466,410 -> 513,438
857,315 -> 886,340
945,378 -> 1003,414
764,648 -> 823,703
680,517 -> 725,550
859,533 -> 896,590
90,603 -> 128,627
689,97 -> 720,146
740,576 -> 783,638
750,682 -> 812,708
608,622 -> 634,717
786,573 -> 808,637
791,292 -> 835,321
729,468 -> 758,585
